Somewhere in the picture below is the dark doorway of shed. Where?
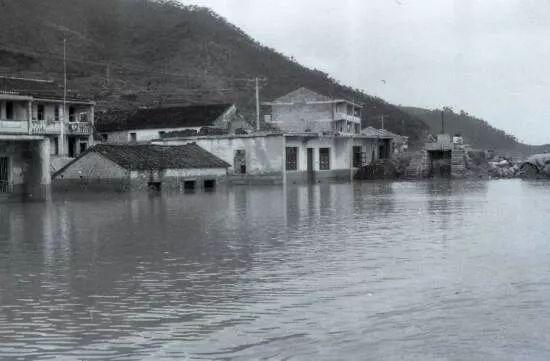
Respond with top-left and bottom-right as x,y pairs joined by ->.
184,180 -> 196,193
428,150 -> 452,178
203,179 -> 216,191
148,182 -> 161,192
0,157 -> 10,193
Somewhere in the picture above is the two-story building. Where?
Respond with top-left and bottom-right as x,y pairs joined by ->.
95,104 -> 239,144
0,76 -> 94,198
154,88 -> 397,184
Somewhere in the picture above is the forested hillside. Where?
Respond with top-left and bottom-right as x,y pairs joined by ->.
0,0 -> 429,144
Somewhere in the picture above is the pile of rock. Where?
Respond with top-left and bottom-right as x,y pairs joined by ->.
487,158 -> 520,178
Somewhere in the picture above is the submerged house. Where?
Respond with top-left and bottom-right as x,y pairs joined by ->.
96,104 -> 238,143
154,88 -> 397,183
0,76 -> 95,199
53,143 -> 230,191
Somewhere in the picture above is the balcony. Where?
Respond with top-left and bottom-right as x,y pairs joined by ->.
66,122 -> 92,136
30,120 -> 62,135
0,119 -> 28,134
334,112 -> 361,123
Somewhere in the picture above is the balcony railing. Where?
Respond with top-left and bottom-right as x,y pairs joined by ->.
334,112 -> 361,123
66,122 -> 92,136
0,119 -> 28,134
30,120 -> 62,135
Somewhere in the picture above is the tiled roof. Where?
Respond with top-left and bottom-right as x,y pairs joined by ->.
96,104 -> 233,132
360,126 -> 398,139
54,143 -> 229,176
0,76 -> 89,102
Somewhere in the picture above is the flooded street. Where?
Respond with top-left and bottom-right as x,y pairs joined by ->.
2,179 -> 550,360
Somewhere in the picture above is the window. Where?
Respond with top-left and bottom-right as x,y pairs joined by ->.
0,157 -> 10,193
79,142 -> 88,154
54,105 -> 60,121
354,123 -> 360,134
5,101 -> 13,120
159,131 -> 166,138
353,146 -> 363,168
203,179 -> 216,190
101,133 -> 108,142
286,147 -> 298,171
319,148 -> 330,170
184,180 -> 196,192
234,149 -> 246,174
69,107 -> 75,122
37,104 -> 45,120
129,132 -> 137,142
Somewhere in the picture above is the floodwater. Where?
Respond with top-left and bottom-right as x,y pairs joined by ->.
1,180 -> 550,361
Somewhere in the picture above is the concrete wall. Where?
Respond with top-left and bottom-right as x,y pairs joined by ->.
0,138 -> 50,200
271,103 -> 334,133
102,127 -> 203,143
161,135 -> 285,177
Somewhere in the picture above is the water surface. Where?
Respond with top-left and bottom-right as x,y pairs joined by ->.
1,180 -> 550,360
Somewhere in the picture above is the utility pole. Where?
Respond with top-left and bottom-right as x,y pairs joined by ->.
381,114 -> 384,130
61,37 -> 67,156
255,77 -> 260,132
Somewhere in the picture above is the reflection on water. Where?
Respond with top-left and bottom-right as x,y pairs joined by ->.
1,180 -> 550,360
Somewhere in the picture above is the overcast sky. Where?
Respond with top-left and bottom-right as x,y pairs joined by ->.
178,0 -> 550,145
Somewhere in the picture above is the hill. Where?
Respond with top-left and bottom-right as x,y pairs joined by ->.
0,0 -> 429,145
402,106 -> 550,156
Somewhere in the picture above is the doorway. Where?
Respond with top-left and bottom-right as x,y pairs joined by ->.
307,148 -> 314,182
68,137 -> 76,158
0,157 -> 10,193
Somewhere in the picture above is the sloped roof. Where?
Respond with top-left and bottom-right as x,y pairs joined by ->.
54,143 -> 229,176
0,76 -> 90,102
272,87 -> 332,103
361,126 -> 398,139
96,104 -> 234,132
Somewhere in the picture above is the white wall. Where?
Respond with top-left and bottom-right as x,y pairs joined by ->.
285,136 -> 352,172
103,127 -> 203,143
159,135 -> 285,176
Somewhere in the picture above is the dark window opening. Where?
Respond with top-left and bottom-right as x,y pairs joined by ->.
148,182 -> 161,192
286,146 -> 298,170
50,137 -> 59,156
0,157 -> 10,193
234,149 -> 246,174
353,146 -> 363,168
203,179 -> 216,190
37,104 -> 45,120
159,131 -> 166,138
101,133 -> 108,142
69,107 -> 75,122
319,148 -> 330,170
79,142 -> 87,154
54,106 -> 60,121
184,180 -> 196,192
5,101 -> 14,120
129,132 -> 137,142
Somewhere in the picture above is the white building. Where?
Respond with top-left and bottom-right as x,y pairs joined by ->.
96,104 -> 238,143
0,76 -> 95,199
154,88 -> 399,184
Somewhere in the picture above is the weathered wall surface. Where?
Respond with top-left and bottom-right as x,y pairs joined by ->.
55,151 -> 128,180
0,141 -> 31,187
285,136 -> 352,172
271,103 -> 334,133
129,168 -> 227,191
161,135 -> 285,176
101,127 -> 203,143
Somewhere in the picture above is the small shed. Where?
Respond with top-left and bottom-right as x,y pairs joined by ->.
53,143 -> 230,192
